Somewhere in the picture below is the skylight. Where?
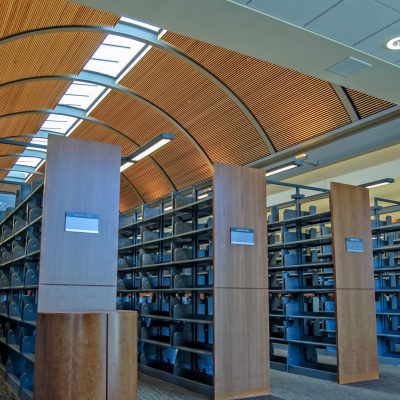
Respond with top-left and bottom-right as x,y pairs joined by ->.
41,114 -> 78,134
84,35 -> 146,77
120,17 -> 160,32
59,81 -> 106,110
15,156 -> 42,168
5,16 -> 166,183
7,171 -> 29,180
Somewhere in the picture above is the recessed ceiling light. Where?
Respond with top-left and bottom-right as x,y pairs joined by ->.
385,37 -> 400,50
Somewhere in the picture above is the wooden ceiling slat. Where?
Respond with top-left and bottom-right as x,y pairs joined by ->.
70,120 -> 136,156
346,89 -> 394,119
122,158 -> 171,202
0,114 -> 47,138
0,32 -> 107,84
89,90 -> 212,190
120,177 -> 141,212
120,47 -> 269,164
0,80 -> 69,115
161,32 -> 352,151
0,0 -> 118,38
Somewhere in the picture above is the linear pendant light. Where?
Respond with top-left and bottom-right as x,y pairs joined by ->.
265,163 -> 299,177
120,132 -> 174,172
361,178 -> 394,189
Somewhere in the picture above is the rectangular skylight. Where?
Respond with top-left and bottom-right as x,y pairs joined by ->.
59,81 -> 107,110
84,34 -> 146,77
15,156 -> 42,168
120,16 -> 160,32
41,114 -> 78,134
7,171 -> 30,180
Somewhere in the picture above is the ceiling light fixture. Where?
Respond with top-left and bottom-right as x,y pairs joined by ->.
265,163 -> 299,177
120,132 -> 174,172
130,132 -> 174,162
385,37 -> 400,50
362,178 -> 394,189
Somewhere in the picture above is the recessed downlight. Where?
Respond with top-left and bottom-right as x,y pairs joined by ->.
385,37 -> 400,50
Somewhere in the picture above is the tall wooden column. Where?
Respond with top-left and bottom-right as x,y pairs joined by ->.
330,182 -> 379,384
213,163 -> 269,399
34,137 -> 137,400
38,136 -> 120,312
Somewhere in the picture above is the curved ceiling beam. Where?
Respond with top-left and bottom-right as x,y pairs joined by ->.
0,168 -> 44,176
0,152 -> 46,159
330,84 -> 360,123
0,72 -> 213,169
121,173 -> 144,203
0,105 -> 176,191
0,23 -> 276,154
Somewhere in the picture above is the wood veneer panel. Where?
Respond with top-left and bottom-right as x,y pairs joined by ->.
107,311 -> 138,399
38,136 -> 120,311
38,284 -> 117,312
213,163 -> 267,289
330,183 -> 374,290
214,288 -> 270,400
213,163 -> 269,399
335,289 -> 378,384
330,182 -> 378,384
34,312 -> 107,400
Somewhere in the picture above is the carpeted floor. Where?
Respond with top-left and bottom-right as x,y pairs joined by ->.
1,365 -> 400,399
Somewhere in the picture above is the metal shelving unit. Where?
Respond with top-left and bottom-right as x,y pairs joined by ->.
267,185 -> 337,380
117,180 -> 214,395
0,181 -> 43,400
371,197 -> 400,364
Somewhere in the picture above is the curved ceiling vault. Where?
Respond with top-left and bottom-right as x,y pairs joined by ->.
0,0 -> 395,211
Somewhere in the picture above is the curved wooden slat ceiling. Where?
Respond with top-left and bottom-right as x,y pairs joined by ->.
0,0 -> 395,212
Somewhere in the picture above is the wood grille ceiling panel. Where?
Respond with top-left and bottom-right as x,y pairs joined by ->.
0,136 -> 30,172
162,32 -> 352,151
346,89 -> 394,119
120,177 -> 141,212
90,90 -> 212,189
0,0 -> 118,38
120,48 -> 269,164
122,158 -> 171,202
0,80 -> 69,115
70,120 -> 136,156
0,114 -> 47,138
0,32 -> 107,83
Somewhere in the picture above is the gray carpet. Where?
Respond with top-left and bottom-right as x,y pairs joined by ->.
0,365 -> 399,399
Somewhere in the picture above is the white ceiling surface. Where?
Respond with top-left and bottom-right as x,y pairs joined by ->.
267,142 -> 400,206
235,0 -> 400,66
79,0 -> 400,104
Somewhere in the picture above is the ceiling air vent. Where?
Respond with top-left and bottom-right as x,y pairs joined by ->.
327,57 -> 372,77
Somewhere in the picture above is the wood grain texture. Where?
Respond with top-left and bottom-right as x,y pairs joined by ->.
213,163 -> 268,289
335,289 -> 379,384
34,312 -> 107,400
330,182 -> 378,384
213,163 -> 269,399
107,311 -> 138,400
39,136 -> 120,300
38,284 -> 117,312
330,182 -> 374,290
34,312 -> 138,400
214,289 -> 270,400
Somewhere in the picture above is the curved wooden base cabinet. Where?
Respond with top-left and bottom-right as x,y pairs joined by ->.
34,311 -> 137,400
